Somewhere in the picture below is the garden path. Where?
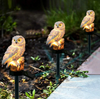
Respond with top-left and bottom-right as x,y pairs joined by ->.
48,75 -> 100,99
48,47 -> 100,99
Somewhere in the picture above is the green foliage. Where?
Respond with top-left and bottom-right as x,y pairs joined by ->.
60,69 -> 68,78
0,15 -> 16,32
0,88 -> 13,99
60,69 -> 88,79
46,10 -> 80,36
43,81 -> 57,97
31,56 -> 41,61
44,0 -> 100,37
42,72 -> 49,78
44,0 -> 83,37
14,6 -> 21,11
70,64 -> 74,69
39,65 -> 45,69
25,89 -> 35,99
39,64 -> 51,70
69,70 -> 88,78
72,52 -> 75,56
0,0 -> 20,37
7,0 -> 12,9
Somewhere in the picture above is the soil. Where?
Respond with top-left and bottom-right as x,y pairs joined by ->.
0,10 -> 100,98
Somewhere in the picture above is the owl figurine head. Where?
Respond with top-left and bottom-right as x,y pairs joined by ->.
54,21 -> 65,30
12,35 -> 26,46
86,10 -> 95,17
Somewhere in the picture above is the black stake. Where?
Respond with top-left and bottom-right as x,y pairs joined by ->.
88,34 -> 91,54
52,50 -> 63,84
15,76 -> 19,99
56,53 -> 60,84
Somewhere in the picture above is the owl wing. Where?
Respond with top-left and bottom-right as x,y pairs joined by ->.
46,29 -> 60,44
80,16 -> 93,28
2,45 -> 18,65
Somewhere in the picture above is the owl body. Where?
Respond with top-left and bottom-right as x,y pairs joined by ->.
80,10 -> 95,29
81,15 -> 94,28
46,21 -> 65,47
2,35 -> 25,67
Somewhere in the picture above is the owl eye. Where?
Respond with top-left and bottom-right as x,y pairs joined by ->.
89,12 -> 92,15
18,39 -> 21,42
59,24 -> 62,26
14,39 -> 15,41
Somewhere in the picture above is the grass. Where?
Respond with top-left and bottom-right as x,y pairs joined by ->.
43,0 -> 100,38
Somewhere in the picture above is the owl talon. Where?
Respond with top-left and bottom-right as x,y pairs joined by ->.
17,65 -> 21,69
58,43 -> 61,47
16,62 -> 21,67
88,25 -> 92,30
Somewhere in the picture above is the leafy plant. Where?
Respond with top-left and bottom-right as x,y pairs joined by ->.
39,64 -> 51,70
69,70 -> 88,78
60,69 -> 68,79
43,0 -> 82,37
0,88 -> 13,99
42,72 -> 49,78
0,0 -> 20,37
25,89 -> 35,99
60,69 -> 88,79
0,15 -> 16,32
74,70 -> 88,78
72,52 -> 75,56
39,65 -> 45,69
43,81 -> 57,97
31,56 -> 41,61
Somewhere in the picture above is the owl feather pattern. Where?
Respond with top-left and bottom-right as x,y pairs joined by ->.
2,35 -> 25,67
46,21 -> 65,47
2,46 -> 18,65
80,10 -> 95,29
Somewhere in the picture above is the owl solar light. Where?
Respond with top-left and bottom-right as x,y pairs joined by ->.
2,35 -> 25,99
46,21 -> 65,83
46,21 -> 65,50
80,10 -> 95,54
2,35 -> 26,72
80,10 -> 95,32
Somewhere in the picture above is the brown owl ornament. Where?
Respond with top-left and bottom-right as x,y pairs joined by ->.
46,21 -> 65,50
2,35 -> 26,71
80,10 -> 95,32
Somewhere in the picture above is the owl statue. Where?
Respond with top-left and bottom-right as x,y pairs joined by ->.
80,10 -> 95,31
2,35 -> 25,68
46,21 -> 65,48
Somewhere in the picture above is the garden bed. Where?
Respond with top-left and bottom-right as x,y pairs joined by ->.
0,28 -> 100,98
0,10 -> 100,99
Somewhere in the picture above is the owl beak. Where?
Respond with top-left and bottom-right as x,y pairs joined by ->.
15,41 -> 18,44
57,25 -> 59,28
